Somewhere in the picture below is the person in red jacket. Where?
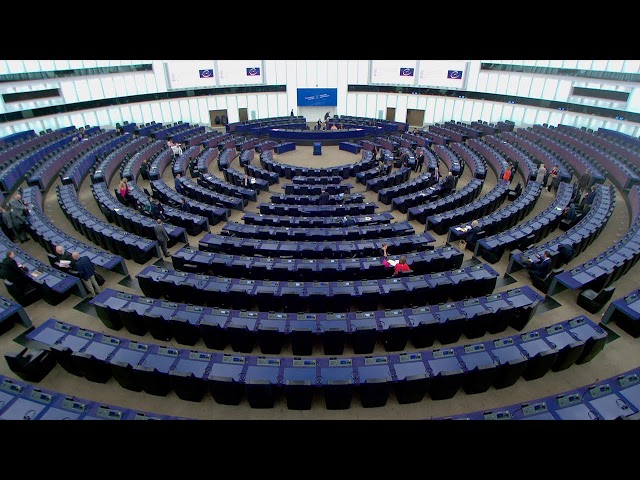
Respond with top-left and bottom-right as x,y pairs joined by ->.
394,255 -> 411,276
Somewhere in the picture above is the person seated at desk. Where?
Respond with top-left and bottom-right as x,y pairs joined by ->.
342,215 -> 356,227
381,243 -> 397,269
581,185 -> 597,212
54,245 -> 74,269
562,202 -> 578,223
459,220 -> 481,249
136,196 -> 153,217
380,242 -> 390,258
393,256 -> 411,276
318,189 -> 330,206
524,250 -> 552,280
179,197 -> 192,214
150,197 -> 167,221
330,124 -> 338,131
0,250 -> 43,295
556,242 -> 574,266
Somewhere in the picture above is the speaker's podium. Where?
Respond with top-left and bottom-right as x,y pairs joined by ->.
313,143 -> 322,155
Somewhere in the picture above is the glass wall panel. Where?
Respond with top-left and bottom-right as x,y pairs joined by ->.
124,76 -> 138,96
75,80 -> 91,102
130,104 -> 144,126
541,78 -> 559,100
6,61 -> 25,74
60,82 -> 78,103
151,103 -> 164,124
135,75 -> 148,95
96,110 -> 111,128
101,77 -> 116,99
87,78 -> 104,101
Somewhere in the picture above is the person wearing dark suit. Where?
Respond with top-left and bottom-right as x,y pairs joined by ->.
3,203 -> 29,242
241,174 -> 253,188
342,215 -> 356,227
318,189 -> 330,206
562,203 -> 578,223
415,151 -> 425,172
464,220 -> 481,247
150,198 -> 166,221
9,193 -> 29,218
526,250 -> 552,280
577,172 -> 592,195
444,172 -> 456,194
174,174 -> 184,195
71,251 -> 101,298
54,245 -> 74,270
581,185 -> 597,210
153,218 -> 171,258
179,197 -> 192,214
0,207 -> 15,241
0,250 -> 39,293
139,161 -> 150,181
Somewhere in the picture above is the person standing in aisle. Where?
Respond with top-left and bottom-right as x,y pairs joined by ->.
415,150 -> 425,172
154,218 -> 171,258
4,203 -> 29,243
71,251 -> 101,298
535,163 -> 547,184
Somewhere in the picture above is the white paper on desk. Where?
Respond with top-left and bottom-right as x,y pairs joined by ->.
387,259 -> 399,267
58,260 -> 71,267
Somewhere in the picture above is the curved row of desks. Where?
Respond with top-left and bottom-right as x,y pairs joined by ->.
89,285 -> 543,354
11,315 -> 606,409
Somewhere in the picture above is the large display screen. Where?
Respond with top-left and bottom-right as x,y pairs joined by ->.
297,88 -> 338,106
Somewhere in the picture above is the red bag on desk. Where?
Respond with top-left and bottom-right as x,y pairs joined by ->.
382,258 -> 392,268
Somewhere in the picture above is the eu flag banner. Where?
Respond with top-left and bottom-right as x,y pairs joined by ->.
400,67 -> 415,77
199,69 -> 214,78
246,67 -> 261,76
447,70 -> 463,80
